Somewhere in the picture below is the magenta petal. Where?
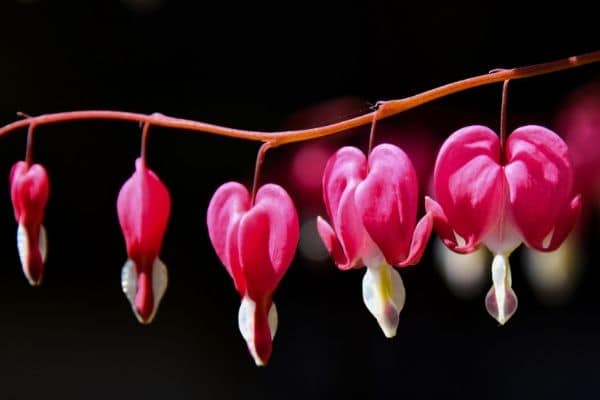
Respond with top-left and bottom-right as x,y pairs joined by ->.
432,126 -> 505,251
505,126 -> 579,251
335,185 -> 367,268
355,144 -> 418,265
322,146 -> 367,219
321,147 -> 368,269
207,181 -> 250,293
10,162 -> 50,225
531,195 -> 581,251
398,212 -> 433,266
425,196 -> 478,253
117,158 -> 171,263
238,184 -> 299,299
316,216 -> 348,268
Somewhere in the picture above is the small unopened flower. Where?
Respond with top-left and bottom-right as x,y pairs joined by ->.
317,144 -> 432,337
10,161 -> 49,286
207,182 -> 299,366
117,158 -> 171,324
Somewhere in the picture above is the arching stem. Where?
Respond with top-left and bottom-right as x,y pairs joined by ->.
0,51 -> 597,147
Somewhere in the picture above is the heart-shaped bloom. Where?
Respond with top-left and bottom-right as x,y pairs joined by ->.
117,158 -> 171,324
10,161 -> 49,286
426,125 -> 581,324
317,144 -> 433,337
207,182 -> 299,366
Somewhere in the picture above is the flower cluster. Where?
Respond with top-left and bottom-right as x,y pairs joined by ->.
8,122 -> 581,366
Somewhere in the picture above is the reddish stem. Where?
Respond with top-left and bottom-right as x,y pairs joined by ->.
25,123 -> 36,166
251,142 -> 271,205
140,121 -> 151,166
499,80 -> 510,162
367,107 -> 380,155
0,51 -> 597,148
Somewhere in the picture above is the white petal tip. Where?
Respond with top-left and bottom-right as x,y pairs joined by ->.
485,254 -> 518,325
381,324 -> 398,338
238,296 -> 277,366
27,277 -> 42,287
362,263 -> 405,338
121,257 -> 168,324
252,356 -> 266,367
17,224 -> 46,286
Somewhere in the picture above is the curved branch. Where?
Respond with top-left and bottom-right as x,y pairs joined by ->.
1,50 -> 598,147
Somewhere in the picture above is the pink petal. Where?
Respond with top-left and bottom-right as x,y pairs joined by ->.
10,162 -> 50,224
355,144 -> 418,264
425,197 -> 478,254
207,181 -> 250,294
505,126 -> 579,251
238,184 -> 299,298
316,216 -> 348,267
398,211 -> 433,266
322,146 -> 367,219
321,147 -> 368,269
432,126 -> 505,251
334,185 -> 367,268
117,158 -> 171,264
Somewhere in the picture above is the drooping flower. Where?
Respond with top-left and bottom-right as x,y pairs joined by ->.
117,158 -> 171,324
10,161 -> 50,286
426,125 -> 581,324
207,182 -> 299,366
317,144 -> 433,337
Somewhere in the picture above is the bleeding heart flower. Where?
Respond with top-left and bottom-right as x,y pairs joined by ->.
207,182 -> 299,366
426,125 -> 581,324
117,158 -> 171,324
10,161 -> 49,286
316,144 -> 433,337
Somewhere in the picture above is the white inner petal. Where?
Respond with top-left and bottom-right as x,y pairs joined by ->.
120,258 -> 169,324
121,259 -> 137,312
362,262 -> 405,338
491,254 -> 508,322
238,296 -> 277,366
485,253 -> 518,325
238,296 -> 261,366
16,224 -> 29,279
151,257 -> 168,318
238,295 -> 254,343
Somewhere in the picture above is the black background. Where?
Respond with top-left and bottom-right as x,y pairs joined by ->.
0,1 -> 599,399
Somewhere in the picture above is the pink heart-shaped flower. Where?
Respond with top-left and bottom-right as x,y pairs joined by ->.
207,181 -> 299,366
10,161 -> 50,286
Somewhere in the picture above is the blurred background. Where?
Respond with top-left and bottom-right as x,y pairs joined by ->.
0,1 -> 599,399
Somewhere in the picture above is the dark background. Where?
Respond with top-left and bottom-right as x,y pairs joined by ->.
0,1 -> 599,399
